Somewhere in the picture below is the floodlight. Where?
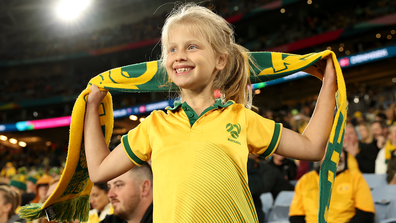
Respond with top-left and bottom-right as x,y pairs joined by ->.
56,0 -> 90,21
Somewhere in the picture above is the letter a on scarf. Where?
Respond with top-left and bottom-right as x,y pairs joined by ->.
19,50 -> 347,223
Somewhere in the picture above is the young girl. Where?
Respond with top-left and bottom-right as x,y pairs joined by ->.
84,3 -> 337,222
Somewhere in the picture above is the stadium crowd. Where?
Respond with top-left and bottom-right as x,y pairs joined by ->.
1,91 -> 396,222
0,0 -> 396,223
0,0 -> 394,61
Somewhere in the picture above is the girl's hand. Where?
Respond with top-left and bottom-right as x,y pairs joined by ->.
87,84 -> 108,109
316,56 -> 337,90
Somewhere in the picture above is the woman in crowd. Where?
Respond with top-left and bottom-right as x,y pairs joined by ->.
88,183 -> 111,223
0,185 -> 25,223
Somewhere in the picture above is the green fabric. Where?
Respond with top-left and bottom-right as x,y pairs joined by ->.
19,50 -> 347,223
168,99 -> 234,126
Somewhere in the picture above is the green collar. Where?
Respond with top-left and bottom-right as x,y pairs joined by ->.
166,99 -> 234,127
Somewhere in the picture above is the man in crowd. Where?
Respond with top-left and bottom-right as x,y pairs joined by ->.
343,124 -> 378,173
289,147 -> 375,223
371,121 -> 388,150
101,163 -> 153,223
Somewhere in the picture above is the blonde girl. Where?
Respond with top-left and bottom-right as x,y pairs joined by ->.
84,3 -> 337,222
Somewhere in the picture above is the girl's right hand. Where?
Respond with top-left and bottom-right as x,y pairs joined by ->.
87,84 -> 108,109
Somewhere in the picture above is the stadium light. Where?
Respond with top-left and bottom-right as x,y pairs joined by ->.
0,135 -> 7,141
9,138 -> 17,144
56,0 -> 91,21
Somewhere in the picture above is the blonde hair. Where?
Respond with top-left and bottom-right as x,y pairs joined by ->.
0,185 -> 21,219
358,122 -> 373,144
160,3 -> 255,108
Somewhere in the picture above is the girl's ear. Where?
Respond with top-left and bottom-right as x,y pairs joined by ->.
216,53 -> 228,71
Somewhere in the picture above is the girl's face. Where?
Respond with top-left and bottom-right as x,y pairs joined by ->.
165,26 -> 226,93
90,186 -> 109,212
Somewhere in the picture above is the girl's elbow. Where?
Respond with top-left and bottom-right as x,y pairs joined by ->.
88,172 -> 106,184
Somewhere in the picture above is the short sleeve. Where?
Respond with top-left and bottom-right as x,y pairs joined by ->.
353,172 -> 375,213
121,115 -> 152,166
245,109 -> 283,159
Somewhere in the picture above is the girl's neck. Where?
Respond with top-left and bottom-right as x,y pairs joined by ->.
182,90 -> 216,117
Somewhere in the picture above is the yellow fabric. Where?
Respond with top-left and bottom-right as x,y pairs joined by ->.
289,170 -> 375,223
88,213 -> 100,223
1,162 -> 16,178
347,153 -> 360,173
87,203 -> 112,223
385,140 -> 396,161
122,102 -> 282,222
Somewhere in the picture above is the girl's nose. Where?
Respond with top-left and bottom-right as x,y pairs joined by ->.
175,50 -> 187,61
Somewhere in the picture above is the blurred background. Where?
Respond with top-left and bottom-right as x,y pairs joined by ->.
0,0 -> 395,169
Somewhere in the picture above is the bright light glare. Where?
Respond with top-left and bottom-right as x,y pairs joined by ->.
129,115 -> 138,121
9,138 -> 17,144
56,0 -> 90,21
0,135 -> 7,141
19,141 -> 27,147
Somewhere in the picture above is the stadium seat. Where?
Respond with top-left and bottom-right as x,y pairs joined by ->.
371,185 -> 396,223
380,199 -> 396,223
267,191 -> 295,223
260,192 -> 273,218
363,173 -> 387,190
273,191 -> 295,206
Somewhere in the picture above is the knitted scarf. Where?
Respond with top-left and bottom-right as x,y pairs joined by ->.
19,50 -> 347,223
385,140 -> 396,163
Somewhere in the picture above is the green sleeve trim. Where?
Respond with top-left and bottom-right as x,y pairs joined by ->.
121,135 -> 144,166
260,123 -> 283,159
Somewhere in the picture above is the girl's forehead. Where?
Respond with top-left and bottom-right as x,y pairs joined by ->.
168,24 -> 208,44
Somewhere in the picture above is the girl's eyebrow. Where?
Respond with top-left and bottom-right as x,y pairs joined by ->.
168,39 -> 201,47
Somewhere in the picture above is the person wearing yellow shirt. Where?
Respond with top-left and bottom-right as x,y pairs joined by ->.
289,148 -> 375,223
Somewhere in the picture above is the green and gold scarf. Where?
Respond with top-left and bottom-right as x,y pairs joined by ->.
19,50 -> 347,223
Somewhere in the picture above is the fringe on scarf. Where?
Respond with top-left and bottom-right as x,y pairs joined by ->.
19,195 -> 90,223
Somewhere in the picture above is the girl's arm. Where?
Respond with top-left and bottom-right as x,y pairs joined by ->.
84,84 -> 135,183
275,57 -> 337,161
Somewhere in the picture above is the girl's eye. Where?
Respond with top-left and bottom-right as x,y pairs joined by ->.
188,45 -> 197,50
170,48 -> 177,53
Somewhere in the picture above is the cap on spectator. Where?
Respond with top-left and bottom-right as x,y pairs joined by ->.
27,172 -> 42,184
9,174 -> 27,191
354,111 -> 362,118
36,174 -> 53,187
18,166 -> 28,175
49,167 -> 60,177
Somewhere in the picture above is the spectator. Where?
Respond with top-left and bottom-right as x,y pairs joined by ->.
268,153 -> 297,180
88,183 -> 111,223
344,124 -> 378,173
357,123 -> 373,144
21,172 -> 41,206
0,185 -> 26,223
0,163 -> 16,183
102,163 -> 153,223
385,125 -> 396,183
376,125 -> 396,174
371,121 -> 388,150
8,174 -> 26,196
386,103 -> 396,126
289,149 -> 375,223
247,154 -> 294,222
31,175 -> 52,204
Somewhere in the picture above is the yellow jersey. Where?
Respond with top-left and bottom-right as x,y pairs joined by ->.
289,170 -> 375,223
122,100 -> 282,222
